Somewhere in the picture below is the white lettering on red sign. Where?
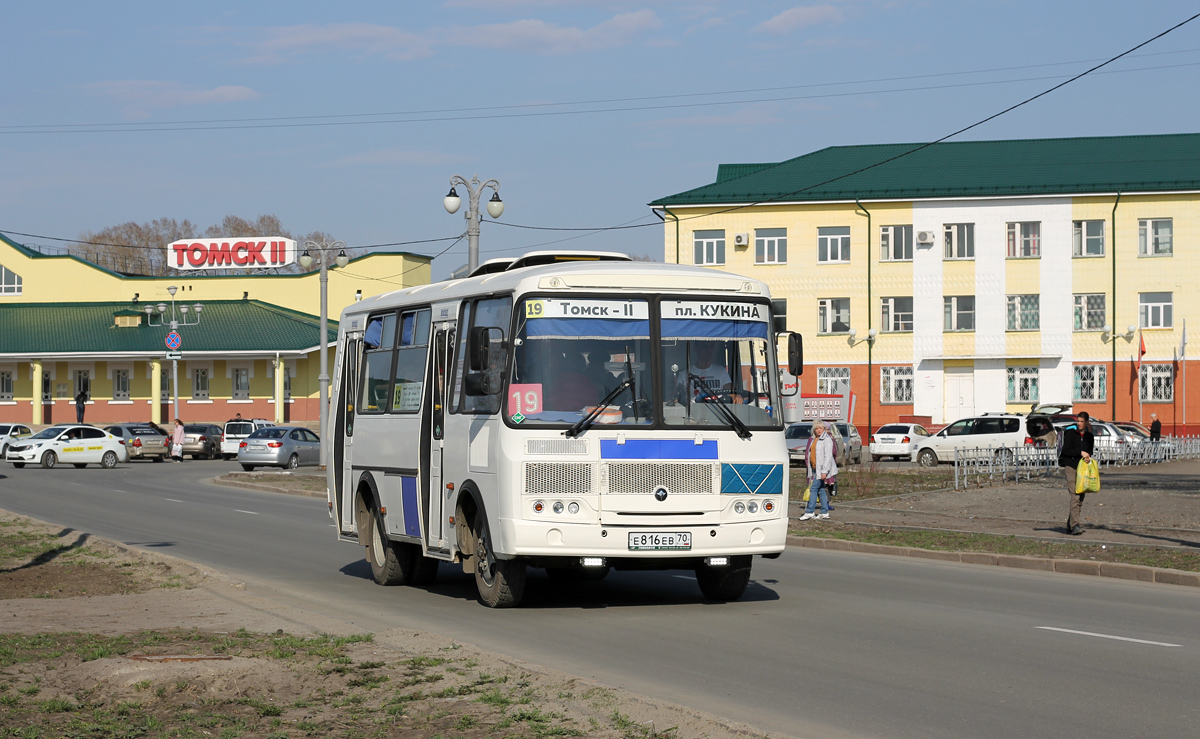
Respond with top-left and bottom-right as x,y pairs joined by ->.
166,238 -> 297,272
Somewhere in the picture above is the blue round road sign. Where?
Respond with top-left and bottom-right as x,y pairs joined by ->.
165,331 -> 182,350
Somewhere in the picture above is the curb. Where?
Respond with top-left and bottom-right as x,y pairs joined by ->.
210,475 -> 326,498
787,535 -> 1200,587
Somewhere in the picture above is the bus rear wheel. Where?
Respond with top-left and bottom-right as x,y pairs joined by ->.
695,555 -> 752,602
473,509 -> 525,608
357,494 -> 413,586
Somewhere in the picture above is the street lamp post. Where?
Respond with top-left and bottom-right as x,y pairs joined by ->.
300,241 -> 350,466
443,174 -> 504,273
848,328 -> 877,438
145,286 -> 203,422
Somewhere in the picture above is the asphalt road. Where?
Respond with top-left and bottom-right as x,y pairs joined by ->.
2,459 -> 1198,739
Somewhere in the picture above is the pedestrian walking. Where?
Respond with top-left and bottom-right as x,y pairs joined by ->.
1058,411 -> 1095,535
170,418 -> 186,462
75,388 -> 88,423
1150,413 -> 1162,441
799,420 -> 837,521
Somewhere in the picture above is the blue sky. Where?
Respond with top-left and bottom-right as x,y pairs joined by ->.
3,1 -> 1199,279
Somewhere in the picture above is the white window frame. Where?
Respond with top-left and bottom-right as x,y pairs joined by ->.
112,369 -> 131,401
817,226 -> 850,264
880,225 -> 913,262
754,228 -> 787,264
1073,293 -> 1106,331
944,223 -> 974,260
72,369 -> 91,399
693,230 -> 725,266
943,295 -> 975,332
1006,221 -> 1041,258
0,264 -> 22,295
817,298 -> 851,334
1138,218 -> 1173,257
817,367 -> 851,397
1006,366 -> 1039,403
0,371 -> 12,401
42,373 -> 52,403
1139,292 -> 1173,329
1073,364 -> 1107,402
192,368 -> 210,400
1072,220 -> 1105,257
232,367 -> 251,399
161,370 -> 171,401
1006,294 -> 1040,331
1140,363 -> 1173,402
881,297 -> 913,333
880,366 -> 913,404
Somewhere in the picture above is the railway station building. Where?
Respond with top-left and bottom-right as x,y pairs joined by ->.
651,133 -> 1200,433
0,234 -> 431,426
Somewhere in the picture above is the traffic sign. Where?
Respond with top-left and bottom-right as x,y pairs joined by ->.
165,331 -> 182,350
165,352 -> 183,361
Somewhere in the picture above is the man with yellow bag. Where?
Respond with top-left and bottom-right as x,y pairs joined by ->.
1058,412 -> 1096,536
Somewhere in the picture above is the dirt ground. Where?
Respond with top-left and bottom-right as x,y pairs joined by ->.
0,511 -> 782,739
795,458 -> 1200,549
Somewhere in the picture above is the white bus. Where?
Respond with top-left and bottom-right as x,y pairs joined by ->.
326,251 -> 802,607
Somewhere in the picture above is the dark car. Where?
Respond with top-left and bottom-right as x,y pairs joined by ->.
182,424 -> 224,459
103,423 -> 169,461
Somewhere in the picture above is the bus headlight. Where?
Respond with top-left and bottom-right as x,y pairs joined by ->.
733,501 -> 745,514
567,501 -> 580,514
748,501 -> 759,514
552,501 -> 564,514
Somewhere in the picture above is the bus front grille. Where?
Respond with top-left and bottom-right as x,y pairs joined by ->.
525,438 -> 589,456
607,463 -> 715,495
525,463 -> 592,496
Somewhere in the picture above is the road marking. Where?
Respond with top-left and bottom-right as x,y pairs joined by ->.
164,498 -> 183,503
1036,626 -> 1181,647
235,510 -> 259,515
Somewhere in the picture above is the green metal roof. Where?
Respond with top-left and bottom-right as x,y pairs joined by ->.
0,300 -> 337,356
651,133 -> 1200,206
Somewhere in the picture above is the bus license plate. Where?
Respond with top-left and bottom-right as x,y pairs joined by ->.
628,532 -> 691,551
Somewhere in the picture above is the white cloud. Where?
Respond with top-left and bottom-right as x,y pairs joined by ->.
443,10 -> 661,54
247,23 -> 434,64
88,81 -> 261,118
754,5 -> 843,34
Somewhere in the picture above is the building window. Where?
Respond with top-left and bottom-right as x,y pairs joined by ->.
1073,220 -> 1105,257
817,367 -> 851,397
881,297 -> 913,332
192,368 -> 210,400
161,371 -> 170,401
693,230 -> 725,266
1140,363 -> 1173,402
42,374 -> 51,402
1073,294 -> 1106,331
880,366 -> 913,403
944,223 -> 974,260
943,296 -> 975,332
232,368 -> 250,399
1006,366 -> 1039,403
0,371 -> 12,401
755,228 -> 787,264
817,226 -> 850,263
1006,294 -> 1040,331
1139,292 -> 1173,329
72,370 -> 90,399
283,368 -> 293,401
1074,365 -> 1107,402
1006,222 -> 1041,258
0,264 -> 21,295
56,382 -> 69,400
1139,219 -> 1172,256
880,225 -> 913,261
112,369 -> 130,400
817,298 -> 851,334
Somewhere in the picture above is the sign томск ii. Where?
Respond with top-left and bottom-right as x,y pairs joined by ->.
167,238 -> 296,271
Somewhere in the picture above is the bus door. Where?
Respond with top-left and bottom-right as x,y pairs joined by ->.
424,322 -> 454,553
332,334 -> 362,538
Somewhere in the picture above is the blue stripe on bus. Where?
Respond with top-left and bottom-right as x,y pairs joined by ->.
401,476 -> 421,538
661,319 -> 769,340
600,439 -> 718,460
525,317 -> 649,339
721,464 -> 783,494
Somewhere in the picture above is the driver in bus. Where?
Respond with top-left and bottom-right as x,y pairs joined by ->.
677,340 -> 741,404
542,347 -> 602,412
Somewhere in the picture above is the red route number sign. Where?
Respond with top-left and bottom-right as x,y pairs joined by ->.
508,384 -> 543,415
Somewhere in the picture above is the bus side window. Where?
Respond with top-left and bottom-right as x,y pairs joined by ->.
459,296 -> 511,415
360,312 -> 398,412
451,301 -> 473,414
390,309 -> 431,413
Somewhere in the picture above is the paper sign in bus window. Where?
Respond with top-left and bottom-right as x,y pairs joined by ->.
508,383 -> 543,415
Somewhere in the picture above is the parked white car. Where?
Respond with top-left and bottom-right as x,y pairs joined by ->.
913,414 -> 1030,467
0,423 -> 34,459
5,424 -> 128,469
869,423 -> 930,461
220,418 -> 275,460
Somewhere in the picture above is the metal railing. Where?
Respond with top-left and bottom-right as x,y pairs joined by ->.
953,436 -> 1200,489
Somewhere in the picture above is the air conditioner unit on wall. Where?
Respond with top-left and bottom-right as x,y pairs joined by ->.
733,233 -> 750,247
916,230 -> 937,245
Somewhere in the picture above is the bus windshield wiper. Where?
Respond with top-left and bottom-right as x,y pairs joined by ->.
564,379 -> 631,438
687,374 -> 752,439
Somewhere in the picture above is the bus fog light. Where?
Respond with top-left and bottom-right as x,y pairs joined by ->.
567,501 -> 580,514
733,501 -> 745,514
581,557 -> 606,567
533,500 -> 545,513
748,501 -> 759,513
763,500 -> 775,512
552,501 -> 564,514
705,556 -> 729,567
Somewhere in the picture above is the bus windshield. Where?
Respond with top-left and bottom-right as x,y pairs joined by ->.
510,298 -> 653,425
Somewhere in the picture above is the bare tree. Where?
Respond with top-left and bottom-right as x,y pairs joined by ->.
629,253 -> 657,262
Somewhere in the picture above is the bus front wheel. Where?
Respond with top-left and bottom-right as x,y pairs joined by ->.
695,555 -> 752,602
473,510 -> 525,608
357,493 -> 413,586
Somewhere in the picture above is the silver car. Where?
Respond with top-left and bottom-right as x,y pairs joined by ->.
785,422 -> 847,467
833,422 -> 863,464
103,423 -> 170,462
238,426 -> 321,471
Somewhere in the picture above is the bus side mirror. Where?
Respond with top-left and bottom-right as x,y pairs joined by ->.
468,326 -> 500,371
787,333 -> 803,376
